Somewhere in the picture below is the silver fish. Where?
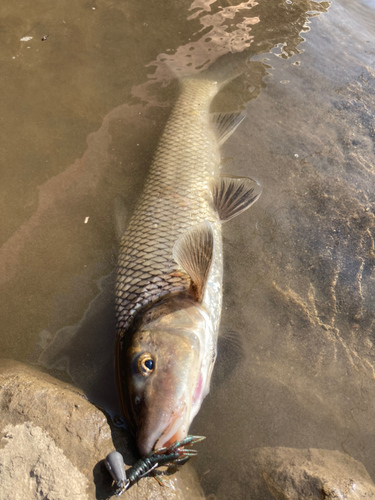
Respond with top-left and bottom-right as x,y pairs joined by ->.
115,78 -> 262,457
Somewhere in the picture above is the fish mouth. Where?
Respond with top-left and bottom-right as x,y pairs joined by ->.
154,403 -> 187,451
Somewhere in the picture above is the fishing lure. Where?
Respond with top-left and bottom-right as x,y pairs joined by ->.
105,451 -> 127,495
105,435 -> 205,496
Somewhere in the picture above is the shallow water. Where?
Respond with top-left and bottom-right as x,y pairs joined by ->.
1,0 -> 375,498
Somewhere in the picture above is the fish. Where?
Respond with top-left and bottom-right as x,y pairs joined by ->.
115,77 -> 262,457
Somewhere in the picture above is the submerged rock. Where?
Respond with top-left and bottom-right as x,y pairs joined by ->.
0,360 -> 205,500
239,447 -> 375,500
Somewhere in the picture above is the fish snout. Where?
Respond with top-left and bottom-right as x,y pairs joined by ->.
137,433 -> 156,458
137,402 -> 188,456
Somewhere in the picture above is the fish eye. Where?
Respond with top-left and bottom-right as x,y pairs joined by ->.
137,353 -> 155,377
134,396 -> 141,405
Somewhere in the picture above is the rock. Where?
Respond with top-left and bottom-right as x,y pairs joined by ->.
0,358 -> 114,500
218,447 -> 375,500
0,421 -> 89,500
0,360 -> 205,500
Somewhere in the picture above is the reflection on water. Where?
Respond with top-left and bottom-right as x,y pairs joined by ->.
2,0 -> 375,497
134,0 -> 330,111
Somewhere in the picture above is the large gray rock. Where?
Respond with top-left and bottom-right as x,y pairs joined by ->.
218,446 -> 375,500
0,360 -> 205,500
0,421 -> 89,500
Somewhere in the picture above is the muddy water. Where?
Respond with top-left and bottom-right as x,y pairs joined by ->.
1,0 -> 375,498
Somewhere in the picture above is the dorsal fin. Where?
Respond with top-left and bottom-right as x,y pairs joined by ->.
114,196 -> 128,241
211,112 -> 246,146
173,222 -> 214,301
212,175 -> 262,222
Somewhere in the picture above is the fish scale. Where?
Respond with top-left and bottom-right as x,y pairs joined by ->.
115,79 -> 222,335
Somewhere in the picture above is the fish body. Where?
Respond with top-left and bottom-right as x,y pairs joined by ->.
115,78 -> 261,456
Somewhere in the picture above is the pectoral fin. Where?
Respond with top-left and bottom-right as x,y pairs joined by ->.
173,222 -> 214,301
212,175 -> 262,222
211,112 -> 246,146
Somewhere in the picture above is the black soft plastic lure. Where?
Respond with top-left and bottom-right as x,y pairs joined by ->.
105,435 -> 205,496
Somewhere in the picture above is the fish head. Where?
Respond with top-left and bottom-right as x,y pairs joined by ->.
119,299 -> 214,457
127,329 -> 199,456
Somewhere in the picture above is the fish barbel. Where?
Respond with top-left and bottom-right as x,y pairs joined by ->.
115,78 -> 262,457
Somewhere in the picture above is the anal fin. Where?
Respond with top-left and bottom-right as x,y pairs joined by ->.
212,175 -> 262,222
211,112 -> 246,146
173,222 -> 214,301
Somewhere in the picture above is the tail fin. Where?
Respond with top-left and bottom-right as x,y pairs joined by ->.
162,44 -> 246,94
